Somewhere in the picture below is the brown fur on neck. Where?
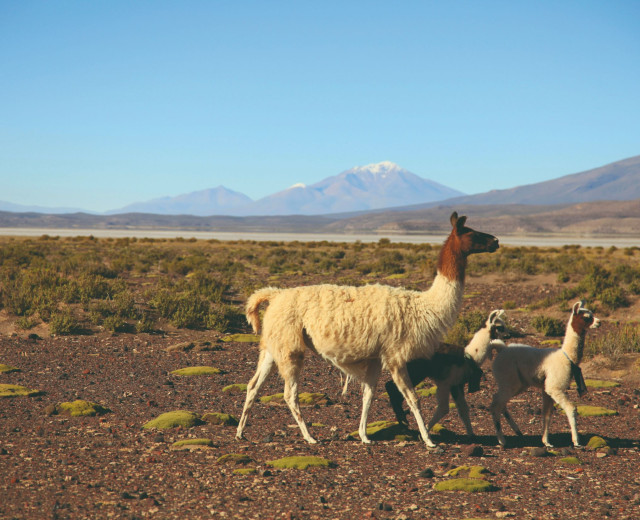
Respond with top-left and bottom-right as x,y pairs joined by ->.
437,233 -> 467,283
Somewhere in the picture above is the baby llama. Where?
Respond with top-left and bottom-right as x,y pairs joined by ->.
490,301 -> 600,448
236,212 -> 499,447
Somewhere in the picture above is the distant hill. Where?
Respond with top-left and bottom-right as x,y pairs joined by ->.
243,161 -> 464,215
0,200 -> 86,214
438,155 -> 640,206
108,186 -> 253,216
2,199 -> 639,237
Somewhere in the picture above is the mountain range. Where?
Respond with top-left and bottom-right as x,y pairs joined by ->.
1,156 -> 639,235
106,161 -> 465,216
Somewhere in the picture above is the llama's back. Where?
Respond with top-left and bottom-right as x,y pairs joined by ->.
492,344 -> 555,389
260,283 -> 457,367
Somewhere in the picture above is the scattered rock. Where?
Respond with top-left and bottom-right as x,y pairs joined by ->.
418,468 -> 435,478
463,444 -> 484,457
217,453 -> 254,465
529,447 -> 549,457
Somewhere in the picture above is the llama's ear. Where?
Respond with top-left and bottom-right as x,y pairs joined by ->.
451,212 -> 467,230
450,212 -> 459,228
572,301 -> 582,314
489,310 -> 499,323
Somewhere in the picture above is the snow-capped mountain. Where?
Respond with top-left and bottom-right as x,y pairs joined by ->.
243,161 -> 465,215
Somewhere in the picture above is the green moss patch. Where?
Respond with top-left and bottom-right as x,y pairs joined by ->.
559,456 -> 582,465
0,364 -> 20,374
433,478 -> 496,492
349,421 -> 419,442
170,366 -> 222,376
583,379 -> 621,388
266,456 -> 335,470
446,466 -> 490,479
202,412 -> 238,426
587,436 -> 609,449
259,392 -> 332,406
415,384 -> 437,397
217,453 -> 254,465
430,423 -> 455,437
233,468 -> 257,475
221,334 -> 260,343
142,410 -> 203,430
576,405 -> 618,417
0,384 -> 42,398
172,438 -> 213,448
56,400 -> 110,417
222,383 -> 247,393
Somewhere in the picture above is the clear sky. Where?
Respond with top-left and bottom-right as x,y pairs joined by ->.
1,1 -> 639,213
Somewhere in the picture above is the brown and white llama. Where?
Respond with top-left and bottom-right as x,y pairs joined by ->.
489,301 -> 600,448
235,212 -> 499,447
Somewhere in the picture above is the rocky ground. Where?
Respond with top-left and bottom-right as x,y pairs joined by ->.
1,277 -> 640,520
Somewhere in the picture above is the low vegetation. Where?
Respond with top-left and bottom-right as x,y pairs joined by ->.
0,235 -> 639,358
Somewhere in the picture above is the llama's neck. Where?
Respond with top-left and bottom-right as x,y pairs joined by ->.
436,234 -> 467,283
464,326 -> 492,365
562,329 -> 585,364
422,271 -> 464,338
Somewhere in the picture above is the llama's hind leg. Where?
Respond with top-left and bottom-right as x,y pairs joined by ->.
389,364 -> 436,448
427,385 -> 453,433
450,385 -> 474,437
281,351 -> 317,444
358,359 -> 382,443
236,349 -> 275,440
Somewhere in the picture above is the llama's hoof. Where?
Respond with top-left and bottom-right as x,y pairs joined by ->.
515,430 -> 524,437
573,443 -> 584,449
305,437 -> 319,444
543,442 -> 554,448
360,438 -> 372,444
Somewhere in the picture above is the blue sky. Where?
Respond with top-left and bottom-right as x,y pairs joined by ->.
1,1 -> 639,212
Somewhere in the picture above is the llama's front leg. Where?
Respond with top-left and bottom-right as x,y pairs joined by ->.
389,364 -> 436,448
490,393 -> 508,447
358,360 -> 382,443
236,350 -> 275,440
450,385 -> 474,437
541,391 -> 555,447
548,389 -> 581,447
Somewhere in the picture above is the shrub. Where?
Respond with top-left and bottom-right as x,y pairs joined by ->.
49,310 -> 79,335
531,315 -> 565,337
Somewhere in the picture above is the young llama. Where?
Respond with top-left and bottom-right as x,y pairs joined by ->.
490,301 -> 600,448
235,212 -> 499,447
385,309 -> 506,437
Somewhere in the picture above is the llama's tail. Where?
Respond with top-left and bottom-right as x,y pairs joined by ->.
245,287 -> 280,334
488,339 -> 507,360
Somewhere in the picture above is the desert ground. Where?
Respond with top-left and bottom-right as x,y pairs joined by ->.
1,235 -> 639,519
